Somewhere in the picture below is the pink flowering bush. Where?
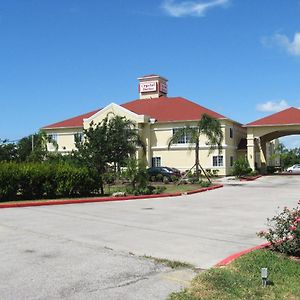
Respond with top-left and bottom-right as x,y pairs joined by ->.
257,201 -> 300,257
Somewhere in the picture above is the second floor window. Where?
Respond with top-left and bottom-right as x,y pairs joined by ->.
172,128 -> 192,144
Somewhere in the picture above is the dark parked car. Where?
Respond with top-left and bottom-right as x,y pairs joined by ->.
147,167 -> 181,181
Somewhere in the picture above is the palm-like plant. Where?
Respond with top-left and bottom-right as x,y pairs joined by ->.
168,113 -> 224,180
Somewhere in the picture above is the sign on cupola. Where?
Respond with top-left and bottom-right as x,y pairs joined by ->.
138,74 -> 168,99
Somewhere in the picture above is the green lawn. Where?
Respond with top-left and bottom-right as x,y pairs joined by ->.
168,249 -> 300,300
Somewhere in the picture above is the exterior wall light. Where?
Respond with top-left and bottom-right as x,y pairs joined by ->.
149,118 -> 156,124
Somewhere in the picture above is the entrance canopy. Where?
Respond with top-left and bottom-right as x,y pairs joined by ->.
244,107 -> 300,170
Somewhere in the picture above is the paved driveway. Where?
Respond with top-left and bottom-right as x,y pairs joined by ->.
0,176 -> 299,299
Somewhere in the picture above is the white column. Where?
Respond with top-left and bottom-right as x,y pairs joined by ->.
247,131 -> 255,170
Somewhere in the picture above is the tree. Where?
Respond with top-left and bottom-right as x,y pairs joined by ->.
106,115 -> 145,172
0,139 -> 17,161
17,131 -> 57,162
75,115 -> 145,195
273,143 -> 300,169
168,114 -> 224,180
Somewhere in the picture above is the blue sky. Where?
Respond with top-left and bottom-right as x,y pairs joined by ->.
1,0 -> 300,147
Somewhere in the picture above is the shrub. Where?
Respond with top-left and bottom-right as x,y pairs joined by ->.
171,175 -> 179,182
205,169 -> 212,177
123,158 -> 149,189
257,202 -> 300,257
154,186 -> 167,194
163,176 -> 170,184
0,162 -> 100,201
187,177 -> 198,184
149,175 -> 156,182
212,169 -> 219,177
200,181 -> 211,188
125,185 -> 157,196
267,166 -> 276,174
156,174 -> 163,182
0,162 -> 19,201
249,170 -> 258,176
232,158 -> 252,177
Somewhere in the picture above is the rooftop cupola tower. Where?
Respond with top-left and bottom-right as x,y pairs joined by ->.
138,74 -> 168,99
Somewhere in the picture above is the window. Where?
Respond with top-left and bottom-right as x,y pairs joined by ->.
213,155 -> 223,167
74,132 -> 84,143
230,156 -> 234,167
172,128 -> 192,144
152,157 -> 161,167
48,133 -> 57,142
229,128 -> 233,139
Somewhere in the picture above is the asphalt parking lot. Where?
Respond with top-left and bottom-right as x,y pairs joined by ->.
0,176 -> 299,299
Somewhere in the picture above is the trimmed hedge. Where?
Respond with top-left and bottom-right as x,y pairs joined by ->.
0,162 -> 100,201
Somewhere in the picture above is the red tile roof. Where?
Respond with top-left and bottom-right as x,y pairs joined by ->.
245,107 -> 300,127
43,97 -> 226,129
122,97 -> 225,122
43,109 -> 100,129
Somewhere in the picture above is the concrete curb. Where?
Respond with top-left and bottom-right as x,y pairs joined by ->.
215,242 -> 271,267
0,184 -> 223,209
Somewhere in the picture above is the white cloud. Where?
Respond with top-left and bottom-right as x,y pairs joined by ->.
256,100 -> 290,113
263,32 -> 300,56
161,0 -> 229,17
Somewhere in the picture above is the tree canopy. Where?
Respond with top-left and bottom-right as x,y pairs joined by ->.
274,143 -> 300,168
0,131 -> 54,163
74,114 -> 145,194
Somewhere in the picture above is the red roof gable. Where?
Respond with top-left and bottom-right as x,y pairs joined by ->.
245,107 -> 300,127
121,97 -> 225,122
43,109 -> 100,129
43,97 -> 226,129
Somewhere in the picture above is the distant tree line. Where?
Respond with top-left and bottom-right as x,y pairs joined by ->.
274,143 -> 300,169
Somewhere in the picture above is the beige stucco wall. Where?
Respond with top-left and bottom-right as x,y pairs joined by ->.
44,127 -> 83,153
146,119 -> 245,175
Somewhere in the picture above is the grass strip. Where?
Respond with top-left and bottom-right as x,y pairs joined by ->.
168,249 -> 300,300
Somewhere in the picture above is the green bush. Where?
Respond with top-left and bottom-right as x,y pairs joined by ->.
205,169 -> 212,177
155,174 -> 163,182
249,170 -> 258,176
163,176 -> 170,184
171,175 -> 179,182
0,162 -> 100,201
154,186 -> 167,194
125,184 -> 167,196
267,166 -> 276,174
0,162 -> 19,201
122,158 -> 149,189
258,203 -> 300,257
199,181 -> 211,188
232,158 -> 252,177
212,169 -> 219,177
